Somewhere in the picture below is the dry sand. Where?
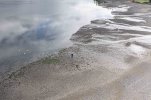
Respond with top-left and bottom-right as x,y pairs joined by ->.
1,42 -> 151,100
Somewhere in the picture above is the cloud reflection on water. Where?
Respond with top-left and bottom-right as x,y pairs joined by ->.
0,0 -> 113,76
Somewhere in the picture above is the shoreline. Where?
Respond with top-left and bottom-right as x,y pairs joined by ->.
1,1 -> 151,100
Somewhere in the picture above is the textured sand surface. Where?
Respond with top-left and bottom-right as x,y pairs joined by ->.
1,42 -> 151,100
1,0 -> 151,100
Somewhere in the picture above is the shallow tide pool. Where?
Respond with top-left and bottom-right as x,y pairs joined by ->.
0,0 -> 114,79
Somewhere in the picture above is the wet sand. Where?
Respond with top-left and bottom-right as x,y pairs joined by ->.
1,1 -> 151,100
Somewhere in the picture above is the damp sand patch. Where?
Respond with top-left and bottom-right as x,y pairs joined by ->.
41,57 -> 60,64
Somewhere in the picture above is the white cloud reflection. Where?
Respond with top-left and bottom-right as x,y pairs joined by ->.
0,0 -> 114,75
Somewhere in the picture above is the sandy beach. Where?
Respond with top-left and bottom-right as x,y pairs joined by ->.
1,0 -> 151,100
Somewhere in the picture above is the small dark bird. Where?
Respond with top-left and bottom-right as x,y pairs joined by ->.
71,54 -> 73,58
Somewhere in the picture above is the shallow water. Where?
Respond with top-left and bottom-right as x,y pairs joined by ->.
0,0 -> 113,79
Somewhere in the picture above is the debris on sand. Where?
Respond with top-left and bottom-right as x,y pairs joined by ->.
125,42 -> 131,47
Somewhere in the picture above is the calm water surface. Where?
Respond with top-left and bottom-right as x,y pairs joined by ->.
0,0 -> 113,78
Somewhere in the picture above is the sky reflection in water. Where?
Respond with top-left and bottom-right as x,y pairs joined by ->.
0,0 -> 113,74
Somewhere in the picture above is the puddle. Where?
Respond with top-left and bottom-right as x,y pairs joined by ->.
129,44 -> 146,56
100,23 -> 151,32
120,17 -> 146,22
0,0 -> 115,80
